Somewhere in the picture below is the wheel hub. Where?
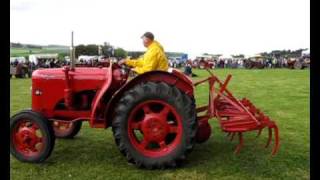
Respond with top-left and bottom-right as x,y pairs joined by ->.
141,115 -> 169,142
127,100 -> 183,158
18,128 -> 38,147
13,121 -> 43,154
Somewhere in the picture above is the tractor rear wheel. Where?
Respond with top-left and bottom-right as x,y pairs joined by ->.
112,82 -> 197,169
10,110 -> 55,163
51,121 -> 82,138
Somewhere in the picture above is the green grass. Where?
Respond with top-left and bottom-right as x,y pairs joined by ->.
10,47 -> 69,57
10,69 -> 309,180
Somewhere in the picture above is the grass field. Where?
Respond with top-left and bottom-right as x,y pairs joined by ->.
10,47 -> 69,57
10,69 -> 310,180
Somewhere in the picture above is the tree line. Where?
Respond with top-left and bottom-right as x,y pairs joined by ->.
11,42 -> 42,49
260,49 -> 308,58
75,42 -> 127,59
75,43 -> 186,59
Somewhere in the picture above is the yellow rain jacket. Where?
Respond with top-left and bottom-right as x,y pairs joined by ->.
125,40 -> 169,74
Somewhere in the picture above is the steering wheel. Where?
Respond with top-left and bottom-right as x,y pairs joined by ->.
120,64 -> 131,74
117,61 -> 137,78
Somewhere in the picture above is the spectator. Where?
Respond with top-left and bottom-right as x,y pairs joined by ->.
15,62 -> 24,78
272,58 -> 277,68
238,59 -> 242,68
184,63 -> 192,76
267,59 -> 272,68
49,59 -> 55,68
14,59 -> 18,66
184,63 -> 197,77
283,58 -> 287,67
220,59 -> 224,68
45,60 -> 50,68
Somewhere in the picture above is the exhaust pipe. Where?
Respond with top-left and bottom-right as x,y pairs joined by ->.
62,31 -> 75,109
70,31 -> 75,70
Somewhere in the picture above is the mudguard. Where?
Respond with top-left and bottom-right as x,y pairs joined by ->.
89,65 -> 113,128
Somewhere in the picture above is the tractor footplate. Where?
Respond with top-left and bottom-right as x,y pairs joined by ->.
194,72 -> 280,155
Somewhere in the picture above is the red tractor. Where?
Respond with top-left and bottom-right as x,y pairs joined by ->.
10,38 -> 280,169
287,57 -> 310,70
198,59 -> 214,69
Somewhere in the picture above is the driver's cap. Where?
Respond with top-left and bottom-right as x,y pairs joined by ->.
141,32 -> 154,40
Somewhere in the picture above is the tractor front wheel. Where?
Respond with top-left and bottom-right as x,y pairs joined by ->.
112,82 -> 197,169
51,121 -> 82,138
10,110 -> 55,163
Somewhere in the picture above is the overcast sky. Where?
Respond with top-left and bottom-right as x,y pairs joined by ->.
10,0 -> 310,58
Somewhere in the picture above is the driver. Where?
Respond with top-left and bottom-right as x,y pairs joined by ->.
119,32 -> 169,74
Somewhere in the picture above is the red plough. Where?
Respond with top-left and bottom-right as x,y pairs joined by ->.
194,70 -> 280,155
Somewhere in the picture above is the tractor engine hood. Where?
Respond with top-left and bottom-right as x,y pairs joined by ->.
32,67 -> 108,80
31,67 -> 111,117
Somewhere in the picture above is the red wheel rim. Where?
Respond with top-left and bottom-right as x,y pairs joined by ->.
52,121 -> 74,137
127,100 -> 183,158
11,119 -> 45,157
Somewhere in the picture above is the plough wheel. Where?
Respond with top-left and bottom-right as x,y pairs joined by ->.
112,82 -> 197,169
195,120 -> 212,143
10,110 -> 55,163
52,121 -> 82,138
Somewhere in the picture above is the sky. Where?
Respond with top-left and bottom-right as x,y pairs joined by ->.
10,0 -> 310,58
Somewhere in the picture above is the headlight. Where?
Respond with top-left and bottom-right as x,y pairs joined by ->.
35,89 -> 42,96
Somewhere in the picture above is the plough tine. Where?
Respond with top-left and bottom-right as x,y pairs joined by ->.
229,132 -> 235,141
205,74 -> 280,156
234,133 -> 243,154
265,128 -> 273,148
271,125 -> 280,156
256,129 -> 263,138
226,132 -> 231,137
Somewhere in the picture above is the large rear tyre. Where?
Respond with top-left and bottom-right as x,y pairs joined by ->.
52,121 -> 82,138
10,110 -> 55,163
112,82 -> 197,169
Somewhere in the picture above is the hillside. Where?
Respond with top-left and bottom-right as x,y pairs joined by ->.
10,47 -> 69,57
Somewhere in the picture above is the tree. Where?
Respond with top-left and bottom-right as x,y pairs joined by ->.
114,48 -> 127,58
75,45 -> 87,58
86,44 -> 99,55
75,43 -> 128,58
260,48 -> 307,59
102,45 -> 114,57
75,44 -> 99,57
127,51 -> 144,59
10,42 -> 23,48
58,52 -> 69,61
166,52 -> 184,57
231,54 -> 245,58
